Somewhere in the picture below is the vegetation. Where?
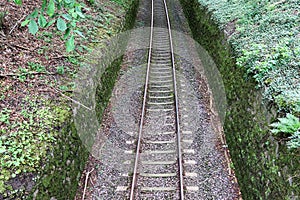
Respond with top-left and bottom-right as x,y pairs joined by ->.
180,0 -> 300,198
0,12 -> 4,29
8,0 -> 88,52
196,0 -> 300,148
0,0 -> 133,197
0,98 -> 66,194
270,113 -> 300,149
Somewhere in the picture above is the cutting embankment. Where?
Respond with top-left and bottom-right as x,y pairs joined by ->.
180,0 -> 299,199
1,0 -> 299,199
0,0 -> 138,199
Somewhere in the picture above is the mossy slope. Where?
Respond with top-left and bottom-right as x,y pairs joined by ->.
180,0 -> 300,199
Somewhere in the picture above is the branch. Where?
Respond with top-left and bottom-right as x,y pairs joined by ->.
50,86 -> 92,111
82,168 -> 94,200
0,40 -> 34,51
0,72 -> 92,111
0,71 -> 56,77
9,15 -> 26,35
12,43 -> 33,51
51,55 -> 69,59
271,0 -> 286,6
50,54 -> 80,60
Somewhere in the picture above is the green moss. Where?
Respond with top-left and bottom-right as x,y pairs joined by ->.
29,0 -> 139,199
123,0 -> 139,30
95,0 -> 138,123
27,119 -> 89,199
53,105 -> 71,124
95,58 -> 122,122
0,97 -> 61,197
180,0 -> 300,199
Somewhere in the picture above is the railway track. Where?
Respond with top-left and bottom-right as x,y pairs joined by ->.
82,0 -> 240,198
120,0 -> 198,199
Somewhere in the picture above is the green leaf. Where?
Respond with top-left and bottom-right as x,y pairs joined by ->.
45,19 -> 56,28
56,18 -> 67,31
74,30 -> 85,38
57,2 -> 63,10
66,35 -> 75,52
270,113 -> 300,136
42,0 -> 47,10
21,19 -> 30,27
63,28 -> 71,40
69,8 -> 78,19
62,14 -> 72,21
28,20 -> 38,35
47,0 -> 55,17
70,21 -> 76,27
14,0 -> 22,5
30,9 -> 39,18
278,117 -> 290,125
76,11 -> 85,18
0,147 -> 6,154
75,7 -> 85,18
38,14 -> 47,28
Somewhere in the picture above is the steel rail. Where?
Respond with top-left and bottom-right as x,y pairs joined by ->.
129,0 -> 184,199
129,0 -> 154,199
162,0 -> 185,199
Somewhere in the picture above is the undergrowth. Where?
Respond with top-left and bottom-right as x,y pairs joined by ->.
0,0 -> 132,196
197,0 -> 300,148
270,113 -> 300,149
0,97 -> 69,194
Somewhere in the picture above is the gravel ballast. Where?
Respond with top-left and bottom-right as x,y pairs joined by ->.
79,0 -> 241,199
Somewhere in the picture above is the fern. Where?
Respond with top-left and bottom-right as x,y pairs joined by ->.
270,113 -> 300,149
287,131 -> 300,149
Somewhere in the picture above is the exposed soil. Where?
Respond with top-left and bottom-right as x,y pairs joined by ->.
0,0 -> 63,114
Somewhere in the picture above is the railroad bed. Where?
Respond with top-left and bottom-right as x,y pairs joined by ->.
87,0 -> 240,199
125,0 -> 193,199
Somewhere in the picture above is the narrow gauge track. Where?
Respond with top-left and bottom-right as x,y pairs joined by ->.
128,0 -> 191,199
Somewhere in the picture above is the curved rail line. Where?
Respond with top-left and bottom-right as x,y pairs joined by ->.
129,0 -> 184,199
